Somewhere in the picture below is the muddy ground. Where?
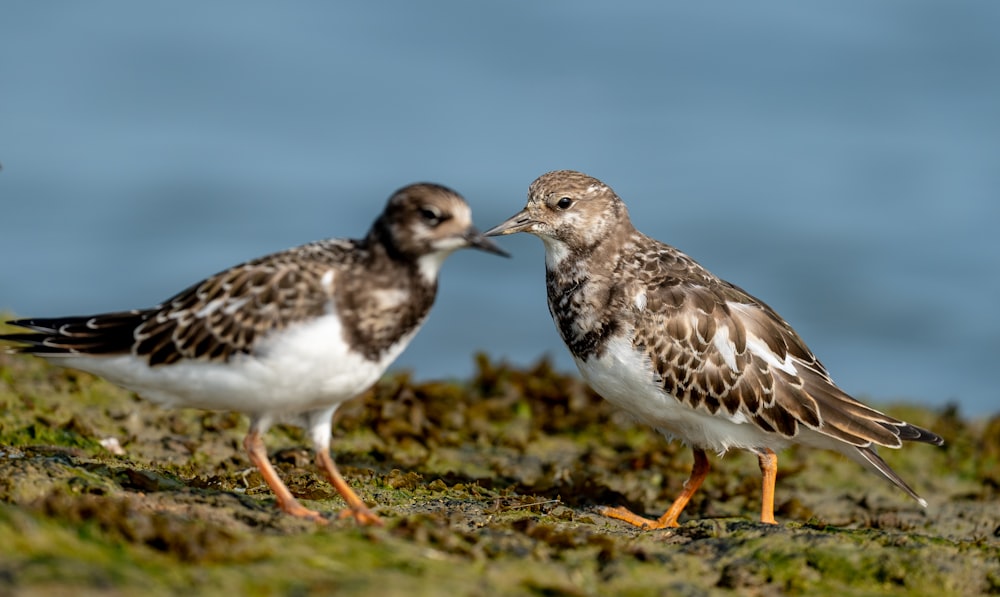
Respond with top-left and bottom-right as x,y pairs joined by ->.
1,345 -> 998,596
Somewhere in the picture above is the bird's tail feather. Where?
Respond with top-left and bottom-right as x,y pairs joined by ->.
853,445 -> 928,508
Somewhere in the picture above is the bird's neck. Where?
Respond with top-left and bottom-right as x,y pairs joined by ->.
543,227 -> 636,360
335,233 -> 438,362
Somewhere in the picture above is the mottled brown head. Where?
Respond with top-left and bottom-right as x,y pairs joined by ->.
371,183 -> 507,277
484,170 -> 632,263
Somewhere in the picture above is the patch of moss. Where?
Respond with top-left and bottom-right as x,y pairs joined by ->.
0,348 -> 998,595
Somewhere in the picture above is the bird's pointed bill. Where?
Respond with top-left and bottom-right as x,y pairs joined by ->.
484,210 -> 535,237
465,227 -> 510,256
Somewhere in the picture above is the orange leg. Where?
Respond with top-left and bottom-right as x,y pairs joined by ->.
243,430 -> 327,524
600,447 -> 710,529
314,448 -> 383,527
757,448 -> 778,525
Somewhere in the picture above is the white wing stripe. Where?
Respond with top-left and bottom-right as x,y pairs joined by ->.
746,334 -> 798,375
711,325 -> 739,372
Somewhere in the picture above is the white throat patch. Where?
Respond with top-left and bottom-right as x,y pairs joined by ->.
540,236 -> 571,269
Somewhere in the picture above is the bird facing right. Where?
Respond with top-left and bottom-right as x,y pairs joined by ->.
1,182 -> 507,526
485,169 -> 943,528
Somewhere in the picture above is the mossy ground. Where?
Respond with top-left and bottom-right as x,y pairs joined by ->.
1,337 -> 998,596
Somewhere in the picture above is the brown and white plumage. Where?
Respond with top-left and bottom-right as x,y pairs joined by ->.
486,169 -> 942,527
2,182 -> 507,525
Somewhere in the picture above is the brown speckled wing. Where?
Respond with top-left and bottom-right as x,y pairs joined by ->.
133,240 -> 356,365
3,239 -> 357,366
632,244 -> 924,449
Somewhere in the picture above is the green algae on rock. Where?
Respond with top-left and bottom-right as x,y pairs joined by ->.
0,347 -> 998,596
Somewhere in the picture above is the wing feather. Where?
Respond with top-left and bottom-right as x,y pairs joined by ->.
132,241 -> 352,363
631,245 -> 941,450
2,239 -> 357,365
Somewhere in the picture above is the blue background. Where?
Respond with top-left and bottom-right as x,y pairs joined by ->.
1,2 -> 997,415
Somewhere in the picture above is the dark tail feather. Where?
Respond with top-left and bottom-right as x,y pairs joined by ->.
2,313 -> 147,356
892,422 -> 945,446
854,446 -> 929,508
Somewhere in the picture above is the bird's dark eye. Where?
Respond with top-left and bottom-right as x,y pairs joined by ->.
419,206 -> 442,226
556,197 -> 573,210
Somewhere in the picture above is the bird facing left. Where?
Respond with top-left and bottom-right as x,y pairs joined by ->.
0,182 -> 507,525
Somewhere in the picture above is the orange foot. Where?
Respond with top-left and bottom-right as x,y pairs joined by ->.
601,447 -> 710,530
337,505 -> 384,527
599,505 -> 679,529
279,501 -> 330,525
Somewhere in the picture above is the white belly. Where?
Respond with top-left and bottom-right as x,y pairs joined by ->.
54,313 -> 420,417
575,334 -> 788,454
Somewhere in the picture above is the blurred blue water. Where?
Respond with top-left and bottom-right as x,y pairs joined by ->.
1,2 -> 997,415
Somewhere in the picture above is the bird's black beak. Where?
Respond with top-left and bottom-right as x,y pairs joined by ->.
465,227 -> 509,257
